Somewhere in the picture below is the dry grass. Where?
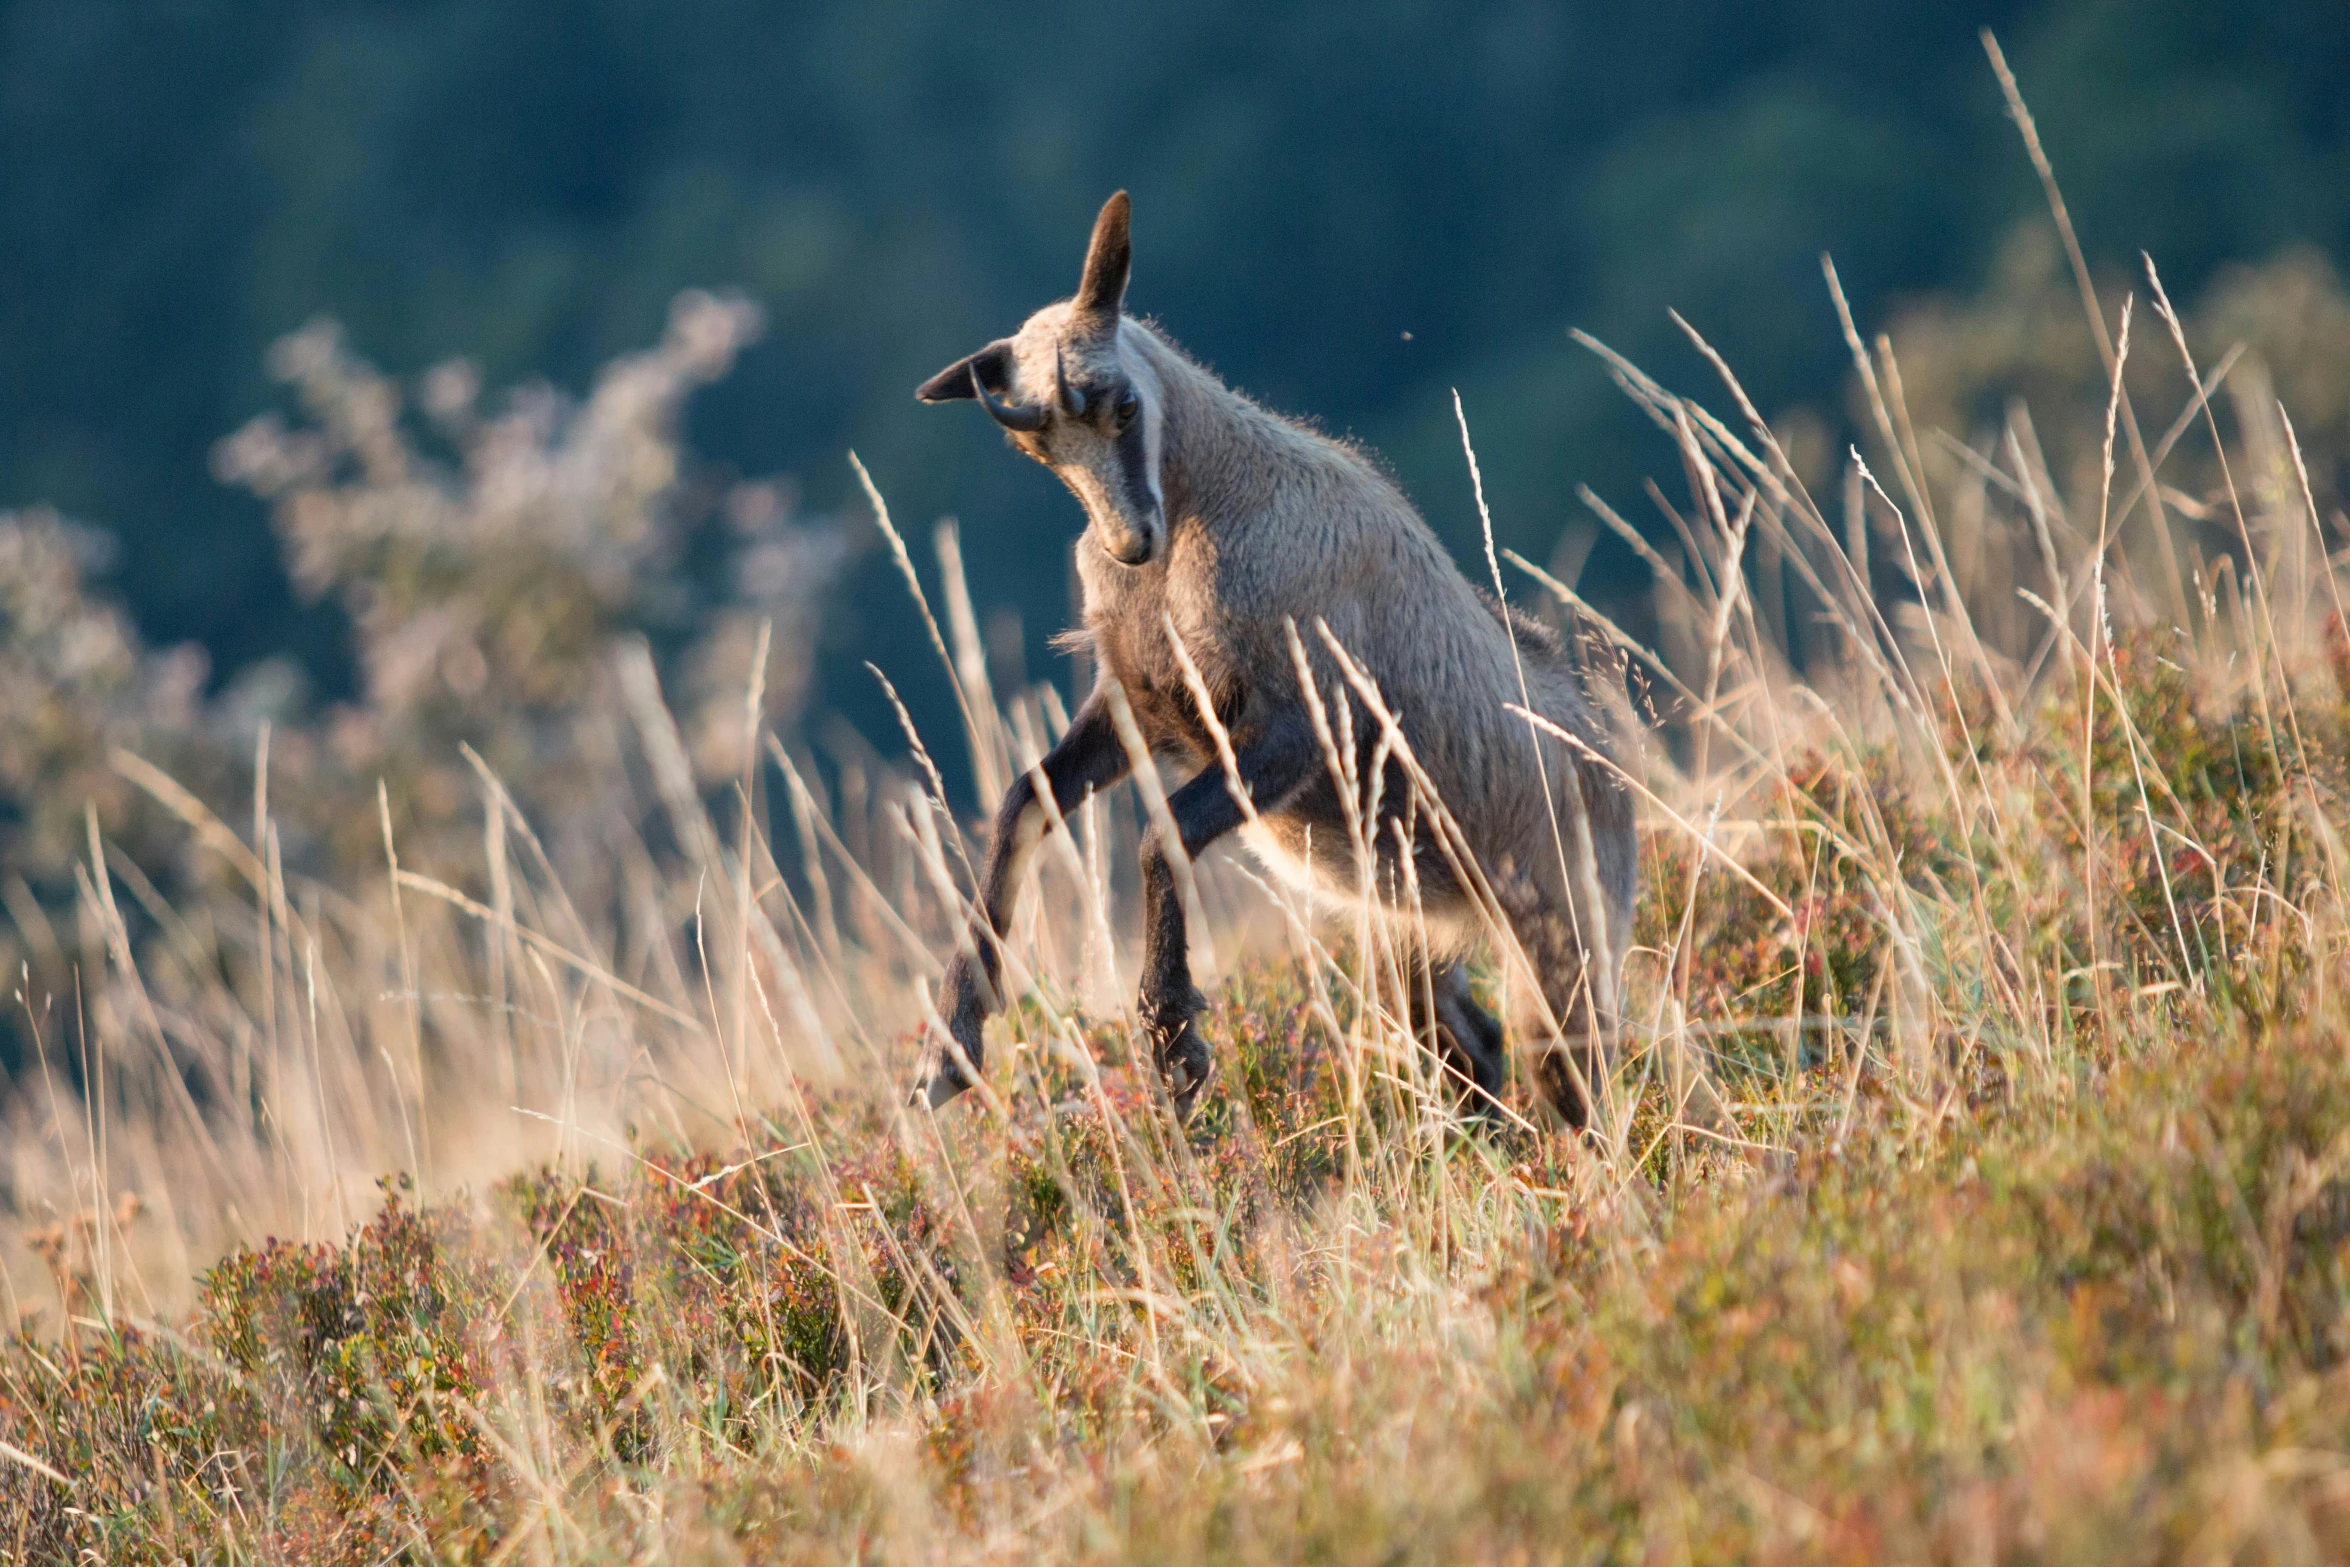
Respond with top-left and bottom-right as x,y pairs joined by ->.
5,45 -> 2350,1563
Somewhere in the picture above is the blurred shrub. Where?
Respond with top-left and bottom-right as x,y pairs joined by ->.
215,287 -> 843,876
0,291 -> 842,1033
0,511 -> 210,884
1880,229 -> 2350,596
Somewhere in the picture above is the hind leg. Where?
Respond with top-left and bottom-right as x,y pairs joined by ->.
1407,957 -> 1507,1115
1522,953 -> 1613,1131
1503,799 -> 1631,1130
1533,1037 -> 1605,1130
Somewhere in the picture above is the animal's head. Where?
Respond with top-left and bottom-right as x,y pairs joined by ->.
917,191 -> 1167,566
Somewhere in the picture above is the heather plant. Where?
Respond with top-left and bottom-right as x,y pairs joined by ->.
4,43 -> 2350,1565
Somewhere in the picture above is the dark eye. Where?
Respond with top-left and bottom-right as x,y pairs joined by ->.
1114,389 -> 1141,431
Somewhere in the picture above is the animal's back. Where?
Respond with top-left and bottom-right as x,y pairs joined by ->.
1105,323 -> 1634,985
1292,454 -> 1613,834
1213,420 -> 1628,941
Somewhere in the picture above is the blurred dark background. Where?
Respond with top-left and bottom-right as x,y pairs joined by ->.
4,0 -> 2347,757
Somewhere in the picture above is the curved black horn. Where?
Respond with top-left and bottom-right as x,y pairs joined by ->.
973,361 -> 1046,433
1054,345 -> 1087,419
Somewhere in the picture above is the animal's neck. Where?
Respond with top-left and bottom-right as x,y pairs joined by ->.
1130,330 -> 1308,524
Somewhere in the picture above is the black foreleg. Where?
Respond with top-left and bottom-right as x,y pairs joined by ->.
1137,715 -> 1317,1117
920,690 -> 1130,1106
1408,958 -> 1507,1116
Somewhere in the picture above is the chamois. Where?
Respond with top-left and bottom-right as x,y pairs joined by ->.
912,191 -> 1635,1123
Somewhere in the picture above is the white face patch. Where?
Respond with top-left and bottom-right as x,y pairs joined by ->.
1001,317 -> 1165,564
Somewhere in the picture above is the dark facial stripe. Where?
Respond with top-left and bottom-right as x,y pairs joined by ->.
1114,410 -> 1156,520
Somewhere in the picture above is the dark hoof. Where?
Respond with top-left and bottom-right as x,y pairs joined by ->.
1536,1050 -> 1598,1131
1428,1025 -> 1507,1124
913,1020 -> 981,1110
1166,1048 -> 1212,1121
1457,1083 -> 1506,1126
1151,1016 -> 1213,1122
913,1065 -> 973,1110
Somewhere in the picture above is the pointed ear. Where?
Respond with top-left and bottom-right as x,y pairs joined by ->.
1075,191 -> 1132,320
915,341 -> 1008,403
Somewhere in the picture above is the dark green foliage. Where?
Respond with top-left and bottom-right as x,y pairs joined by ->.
6,3 -> 2349,759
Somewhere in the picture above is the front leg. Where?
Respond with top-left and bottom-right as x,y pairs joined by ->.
1409,956 -> 1507,1117
1137,714 -> 1318,1117
921,690 -> 1129,1107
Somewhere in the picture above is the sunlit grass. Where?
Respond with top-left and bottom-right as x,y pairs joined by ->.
5,42 -> 2350,1563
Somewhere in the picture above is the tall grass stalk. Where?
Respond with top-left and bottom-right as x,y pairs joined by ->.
6,50 -> 2350,1563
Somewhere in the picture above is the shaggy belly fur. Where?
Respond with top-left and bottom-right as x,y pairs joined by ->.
1237,814 -> 1486,957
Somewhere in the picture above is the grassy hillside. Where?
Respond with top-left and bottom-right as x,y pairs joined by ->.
5,67 -> 2350,1564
